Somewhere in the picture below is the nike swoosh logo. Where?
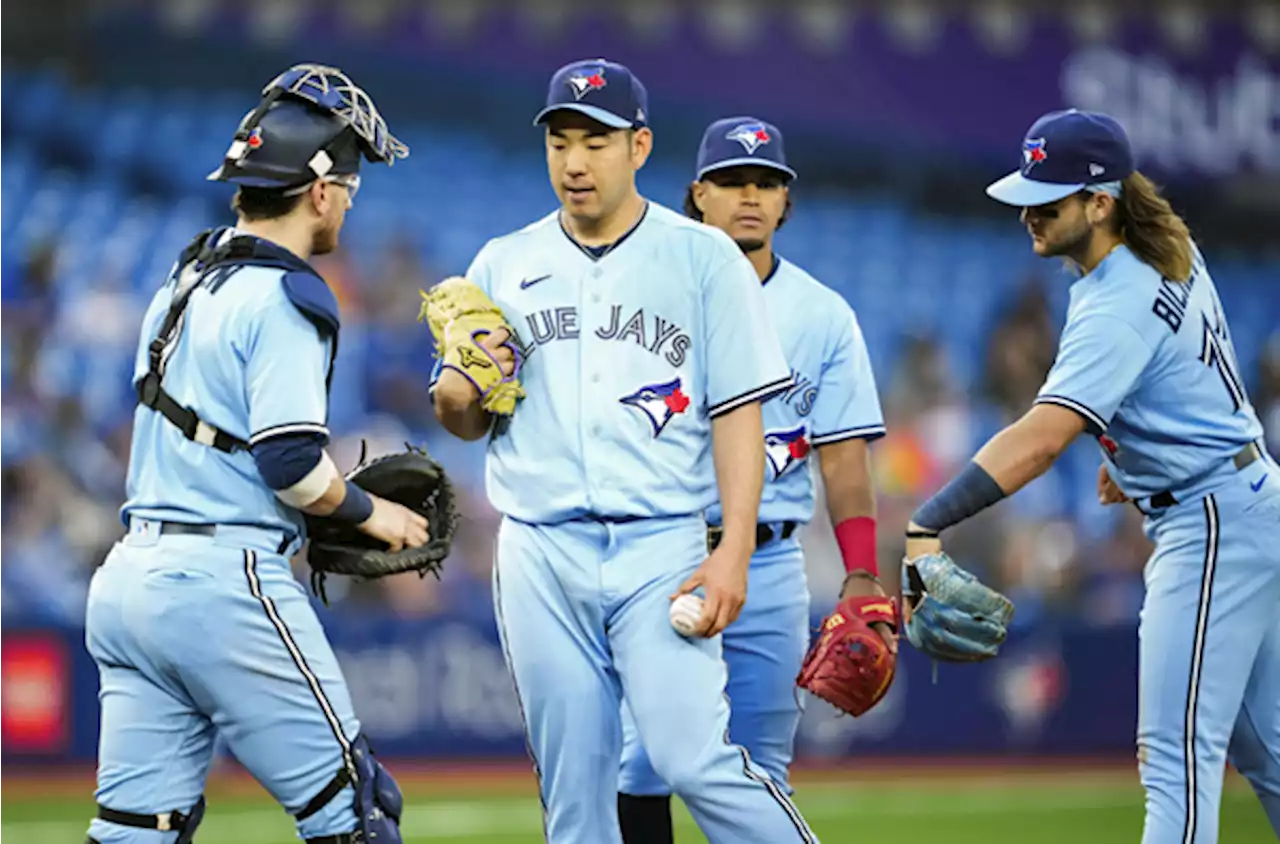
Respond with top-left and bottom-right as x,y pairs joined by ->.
520,274 -> 552,289
1252,474 -> 1268,493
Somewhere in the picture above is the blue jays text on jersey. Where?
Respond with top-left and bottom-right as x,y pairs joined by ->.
708,256 -> 885,527
1035,243 -> 1265,501
444,202 -> 792,524
123,231 -> 337,539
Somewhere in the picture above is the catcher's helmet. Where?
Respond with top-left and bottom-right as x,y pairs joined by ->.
208,63 -> 409,192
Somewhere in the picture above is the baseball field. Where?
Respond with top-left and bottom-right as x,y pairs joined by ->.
3,761 -> 1270,843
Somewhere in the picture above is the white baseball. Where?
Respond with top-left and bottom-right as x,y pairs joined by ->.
669,593 -> 705,637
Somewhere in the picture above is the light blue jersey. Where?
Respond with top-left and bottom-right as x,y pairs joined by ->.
709,257 -> 884,527
1035,244 -> 1265,501
123,240 -> 333,537
458,202 -> 792,524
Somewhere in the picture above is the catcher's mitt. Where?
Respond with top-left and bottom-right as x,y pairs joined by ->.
419,277 -> 524,416
901,552 -> 1014,662
305,443 -> 458,602
796,595 -> 898,717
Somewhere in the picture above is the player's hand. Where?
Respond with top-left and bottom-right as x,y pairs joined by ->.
357,495 -> 430,552
671,543 -> 751,637
446,322 -> 517,379
904,521 -> 942,562
1097,464 -> 1129,505
839,573 -> 898,654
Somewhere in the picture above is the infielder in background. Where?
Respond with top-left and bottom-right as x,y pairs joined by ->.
617,117 -> 895,844
429,60 -> 818,843
85,66 -> 419,844
899,109 -> 1279,843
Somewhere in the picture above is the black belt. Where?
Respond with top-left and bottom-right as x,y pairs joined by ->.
707,521 -> 798,552
1145,443 -> 1262,510
159,522 -> 216,537
154,521 -> 292,554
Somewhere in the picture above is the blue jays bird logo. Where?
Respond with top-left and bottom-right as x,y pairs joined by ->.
1022,137 -> 1047,170
620,377 -> 691,438
726,122 -> 772,154
764,425 -> 811,478
567,68 -> 608,100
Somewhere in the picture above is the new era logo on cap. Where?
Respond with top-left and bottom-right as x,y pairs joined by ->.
534,58 -> 649,130
987,109 -> 1135,207
696,116 -> 797,181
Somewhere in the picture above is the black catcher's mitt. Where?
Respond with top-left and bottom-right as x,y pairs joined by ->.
305,443 -> 458,602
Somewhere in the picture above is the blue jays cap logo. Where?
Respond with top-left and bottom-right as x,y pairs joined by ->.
1022,137 -> 1048,171
764,425 -> 810,478
726,122 -> 772,155
567,68 -> 608,101
620,376 -> 690,438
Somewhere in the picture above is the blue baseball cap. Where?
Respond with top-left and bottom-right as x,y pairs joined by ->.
533,59 -> 649,130
986,109 -> 1135,207
695,116 -> 797,181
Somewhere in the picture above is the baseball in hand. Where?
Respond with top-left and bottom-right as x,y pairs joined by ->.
669,593 -> 705,637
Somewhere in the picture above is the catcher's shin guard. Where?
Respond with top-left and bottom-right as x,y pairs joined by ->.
298,734 -> 403,844
94,796 -> 205,843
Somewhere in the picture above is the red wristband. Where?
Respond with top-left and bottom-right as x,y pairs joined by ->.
834,517 -> 878,577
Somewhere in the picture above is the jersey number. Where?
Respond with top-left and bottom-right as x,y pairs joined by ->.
1200,310 -> 1245,412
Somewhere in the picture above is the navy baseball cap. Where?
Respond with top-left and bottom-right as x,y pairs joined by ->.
695,116 -> 797,181
533,59 -> 649,130
986,109 -> 1135,207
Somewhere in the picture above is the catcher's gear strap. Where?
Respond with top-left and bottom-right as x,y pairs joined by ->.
297,734 -> 404,843
97,796 -> 205,844
296,766 -> 352,821
136,228 -> 339,455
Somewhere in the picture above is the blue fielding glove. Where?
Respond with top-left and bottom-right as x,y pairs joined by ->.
901,552 -> 1015,662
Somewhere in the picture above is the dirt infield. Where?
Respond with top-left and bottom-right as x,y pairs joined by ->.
2,756 -> 1142,801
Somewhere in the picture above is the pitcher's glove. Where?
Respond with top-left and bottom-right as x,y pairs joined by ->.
796,595 -> 898,717
901,552 -> 1014,662
419,277 -> 524,415
305,443 -> 458,602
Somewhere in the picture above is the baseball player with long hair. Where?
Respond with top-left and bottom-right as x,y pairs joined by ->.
429,61 -> 818,843
899,109 -> 1279,844
85,65 -> 420,844
616,117 -> 894,844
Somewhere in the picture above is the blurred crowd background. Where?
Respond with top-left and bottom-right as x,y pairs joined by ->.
3,0 -> 1278,642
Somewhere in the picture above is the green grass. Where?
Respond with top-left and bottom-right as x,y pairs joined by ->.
3,770 -> 1271,843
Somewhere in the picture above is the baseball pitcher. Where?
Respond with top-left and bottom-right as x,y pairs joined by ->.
617,117 -> 895,844
427,60 -> 818,843
85,66 -> 438,844
898,109 -> 1279,844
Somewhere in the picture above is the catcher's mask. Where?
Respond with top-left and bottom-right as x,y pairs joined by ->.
207,64 -> 409,193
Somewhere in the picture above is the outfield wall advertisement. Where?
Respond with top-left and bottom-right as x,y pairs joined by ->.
2,613 -> 1138,766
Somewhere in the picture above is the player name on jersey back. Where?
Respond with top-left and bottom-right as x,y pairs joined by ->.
1036,244 -> 1264,501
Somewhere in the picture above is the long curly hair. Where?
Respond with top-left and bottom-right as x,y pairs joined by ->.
1112,172 -> 1193,283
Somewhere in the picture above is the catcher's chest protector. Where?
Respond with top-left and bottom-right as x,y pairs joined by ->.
136,227 -> 341,452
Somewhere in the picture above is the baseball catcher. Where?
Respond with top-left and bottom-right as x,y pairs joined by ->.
306,443 -> 458,602
419,276 -> 524,416
796,574 -> 899,717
